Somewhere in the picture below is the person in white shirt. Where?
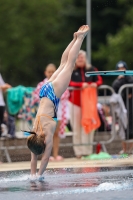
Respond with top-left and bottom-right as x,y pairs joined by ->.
0,74 -> 11,137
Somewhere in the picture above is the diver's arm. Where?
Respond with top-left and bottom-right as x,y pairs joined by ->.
31,152 -> 38,175
37,137 -> 53,176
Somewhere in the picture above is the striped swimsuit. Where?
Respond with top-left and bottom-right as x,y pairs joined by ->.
39,82 -> 60,120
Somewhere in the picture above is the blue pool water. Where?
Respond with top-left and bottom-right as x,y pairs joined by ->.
0,167 -> 133,200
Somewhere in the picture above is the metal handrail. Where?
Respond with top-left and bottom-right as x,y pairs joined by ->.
118,83 -> 133,143
118,84 -> 133,94
60,85 -> 116,151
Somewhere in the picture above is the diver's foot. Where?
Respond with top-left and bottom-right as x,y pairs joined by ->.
73,32 -> 77,40
76,25 -> 89,39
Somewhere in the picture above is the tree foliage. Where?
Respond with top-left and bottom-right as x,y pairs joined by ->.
0,0 -> 63,86
0,0 -> 133,86
93,0 -> 133,72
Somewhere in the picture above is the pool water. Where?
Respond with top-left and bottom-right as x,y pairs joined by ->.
0,167 -> 133,200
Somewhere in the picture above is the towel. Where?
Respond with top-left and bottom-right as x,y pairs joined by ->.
81,87 -> 101,133
6,85 -> 34,115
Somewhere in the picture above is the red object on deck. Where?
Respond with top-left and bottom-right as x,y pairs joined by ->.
96,143 -> 101,154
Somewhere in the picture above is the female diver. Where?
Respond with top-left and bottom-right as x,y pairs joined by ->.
25,25 -> 90,181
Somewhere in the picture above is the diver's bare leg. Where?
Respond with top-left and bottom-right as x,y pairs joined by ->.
53,25 -> 89,97
48,33 -> 77,82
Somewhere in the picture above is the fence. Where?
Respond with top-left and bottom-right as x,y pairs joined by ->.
59,85 -> 117,153
0,85 -> 118,162
118,84 -> 133,143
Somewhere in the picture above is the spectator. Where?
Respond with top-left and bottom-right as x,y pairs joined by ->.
1,111 -> 8,137
31,64 -> 56,107
0,74 -> 11,163
112,60 -> 133,154
97,103 -> 111,132
0,74 -> 11,137
7,114 -> 16,138
69,50 -> 103,158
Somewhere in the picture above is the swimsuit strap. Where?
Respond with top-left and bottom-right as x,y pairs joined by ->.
38,114 -> 55,121
34,114 -> 55,135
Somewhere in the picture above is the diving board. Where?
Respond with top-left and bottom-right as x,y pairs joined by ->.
85,70 -> 133,76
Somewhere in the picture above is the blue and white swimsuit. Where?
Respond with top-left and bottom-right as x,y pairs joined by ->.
39,82 -> 60,121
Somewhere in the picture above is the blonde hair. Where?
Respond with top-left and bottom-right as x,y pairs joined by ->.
27,132 -> 46,155
45,63 -> 56,71
75,50 -> 91,69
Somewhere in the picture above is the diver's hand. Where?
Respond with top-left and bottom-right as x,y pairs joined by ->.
29,174 -> 45,182
29,174 -> 37,182
36,174 -> 45,182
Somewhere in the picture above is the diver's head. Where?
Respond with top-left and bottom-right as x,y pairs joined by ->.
26,132 -> 46,155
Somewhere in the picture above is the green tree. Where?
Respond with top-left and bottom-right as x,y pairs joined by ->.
0,0 -> 132,86
0,0 -> 63,86
61,0 -> 128,72
93,0 -> 133,72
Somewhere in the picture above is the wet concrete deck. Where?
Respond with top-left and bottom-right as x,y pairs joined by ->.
0,166 -> 133,200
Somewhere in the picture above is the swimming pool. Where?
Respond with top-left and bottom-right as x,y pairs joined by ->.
0,167 -> 133,200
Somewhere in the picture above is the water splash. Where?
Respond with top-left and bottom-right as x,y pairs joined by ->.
0,174 -> 29,183
41,181 -> 133,196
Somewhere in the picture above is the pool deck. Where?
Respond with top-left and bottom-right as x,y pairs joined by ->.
0,156 -> 133,172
